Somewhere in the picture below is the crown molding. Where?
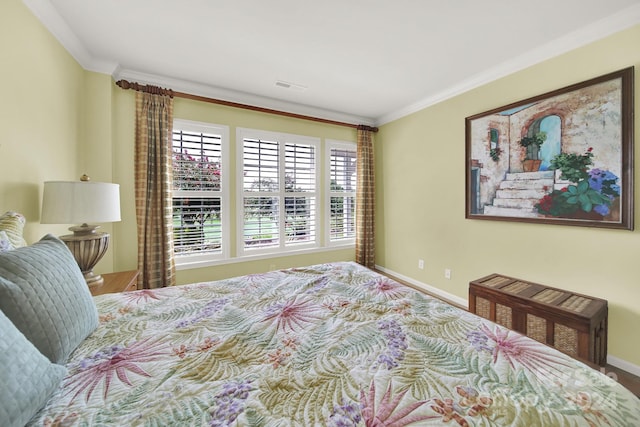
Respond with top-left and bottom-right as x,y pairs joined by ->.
21,0 -> 118,74
376,4 -> 640,126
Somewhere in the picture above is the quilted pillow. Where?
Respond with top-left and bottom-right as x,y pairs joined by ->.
0,211 -> 27,248
0,310 -> 66,427
0,234 -> 98,364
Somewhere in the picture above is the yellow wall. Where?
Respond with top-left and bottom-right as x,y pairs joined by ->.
0,0 -> 117,271
0,0 -> 82,239
377,25 -> 640,365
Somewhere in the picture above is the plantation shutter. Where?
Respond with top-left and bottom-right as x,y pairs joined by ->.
243,138 -> 280,249
241,133 -> 318,254
329,145 -> 357,242
172,129 -> 224,255
284,143 -> 316,244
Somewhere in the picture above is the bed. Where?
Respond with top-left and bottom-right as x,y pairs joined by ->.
1,235 -> 639,426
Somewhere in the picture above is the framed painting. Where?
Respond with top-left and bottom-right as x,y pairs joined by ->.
465,67 -> 634,230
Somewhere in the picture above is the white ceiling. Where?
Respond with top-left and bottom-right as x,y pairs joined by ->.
24,0 -> 640,126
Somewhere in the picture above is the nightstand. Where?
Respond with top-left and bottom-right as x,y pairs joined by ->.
90,270 -> 139,296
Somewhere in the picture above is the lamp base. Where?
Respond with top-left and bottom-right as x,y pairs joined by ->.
59,224 -> 110,288
84,271 -> 105,288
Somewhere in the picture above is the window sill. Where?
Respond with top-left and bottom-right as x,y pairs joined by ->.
175,244 -> 355,271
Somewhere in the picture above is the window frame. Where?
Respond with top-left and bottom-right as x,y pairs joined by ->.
325,139 -> 357,247
172,119 -> 230,268
236,128 -> 320,258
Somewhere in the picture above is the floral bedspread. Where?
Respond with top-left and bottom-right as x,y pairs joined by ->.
30,262 -> 639,426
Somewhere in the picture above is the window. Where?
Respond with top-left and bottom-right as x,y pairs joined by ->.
489,128 -> 501,161
171,123 -> 354,268
238,129 -> 319,256
172,120 -> 229,265
490,128 -> 499,150
326,140 -> 357,244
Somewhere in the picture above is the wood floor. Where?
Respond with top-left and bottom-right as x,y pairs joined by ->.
605,364 -> 640,397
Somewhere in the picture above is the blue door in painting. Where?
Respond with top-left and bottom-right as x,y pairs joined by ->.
538,115 -> 561,171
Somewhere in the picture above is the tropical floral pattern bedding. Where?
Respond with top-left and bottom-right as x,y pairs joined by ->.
30,262 -> 639,426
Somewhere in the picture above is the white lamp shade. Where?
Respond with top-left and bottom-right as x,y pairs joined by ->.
42,181 -> 121,224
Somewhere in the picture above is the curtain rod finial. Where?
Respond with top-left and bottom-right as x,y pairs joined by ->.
357,125 -> 379,133
115,79 -> 174,98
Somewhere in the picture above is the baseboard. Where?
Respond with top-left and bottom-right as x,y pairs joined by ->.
608,355 -> 640,378
375,264 -> 640,378
374,265 -> 468,309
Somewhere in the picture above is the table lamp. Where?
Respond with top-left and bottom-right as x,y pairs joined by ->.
41,175 -> 121,288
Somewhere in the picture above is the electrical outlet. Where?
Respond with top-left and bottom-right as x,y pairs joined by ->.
418,259 -> 424,270
444,268 -> 451,279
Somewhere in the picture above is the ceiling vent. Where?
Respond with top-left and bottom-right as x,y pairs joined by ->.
275,80 -> 307,92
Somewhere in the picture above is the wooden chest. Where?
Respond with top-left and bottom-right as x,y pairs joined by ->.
469,274 -> 608,366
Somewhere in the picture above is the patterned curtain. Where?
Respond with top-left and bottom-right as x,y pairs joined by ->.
356,126 -> 375,268
134,91 -> 176,288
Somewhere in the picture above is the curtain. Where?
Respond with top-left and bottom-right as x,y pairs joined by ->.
134,91 -> 176,288
356,126 -> 375,268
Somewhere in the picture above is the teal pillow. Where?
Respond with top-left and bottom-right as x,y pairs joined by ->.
0,234 -> 98,363
0,310 -> 66,427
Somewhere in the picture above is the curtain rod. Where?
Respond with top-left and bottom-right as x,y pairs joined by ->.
116,80 -> 378,132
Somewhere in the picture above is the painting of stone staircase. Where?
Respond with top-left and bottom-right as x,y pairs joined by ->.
483,171 -> 554,218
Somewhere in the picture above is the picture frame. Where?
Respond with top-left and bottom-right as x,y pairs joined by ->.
465,67 -> 634,230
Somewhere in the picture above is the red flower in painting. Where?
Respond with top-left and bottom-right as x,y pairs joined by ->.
537,194 -> 554,211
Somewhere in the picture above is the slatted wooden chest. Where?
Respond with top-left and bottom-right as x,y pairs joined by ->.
469,273 -> 608,366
